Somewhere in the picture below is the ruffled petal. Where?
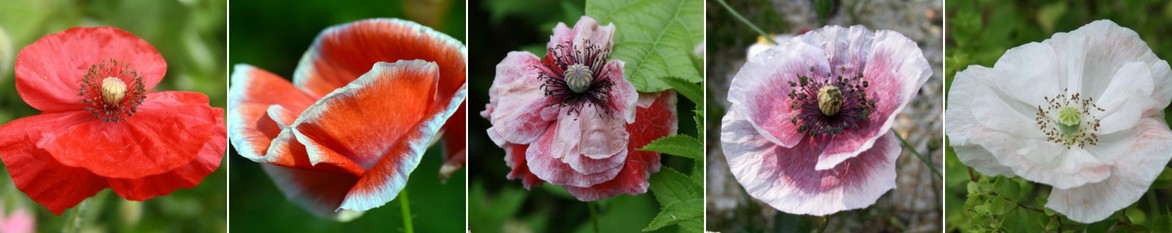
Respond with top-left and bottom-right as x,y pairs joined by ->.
503,144 -> 543,189
261,164 -> 362,221
486,52 -> 556,146
728,40 -> 829,148
577,104 -> 629,159
296,60 -> 466,211
796,25 -> 873,72
1046,119 -> 1172,223
1052,20 -> 1167,101
227,64 -> 316,161
1093,62 -> 1154,135
108,124 -> 225,201
817,29 -> 931,169
566,91 -> 677,201
14,27 -> 166,112
42,92 -> 220,179
438,105 -> 467,182
0,112 -> 109,215
722,109 -> 898,216
570,16 -> 615,56
293,60 -> 442,168
527,126 -> 622,188
293,18 -> 466,99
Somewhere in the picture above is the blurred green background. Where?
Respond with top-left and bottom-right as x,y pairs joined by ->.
946,0 -> 1172,232
227,0 -> 466,232
468,0 -> 701,232
0,0 -> 226,232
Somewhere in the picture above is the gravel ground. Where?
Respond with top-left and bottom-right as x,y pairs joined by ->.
705,0 -> 944,232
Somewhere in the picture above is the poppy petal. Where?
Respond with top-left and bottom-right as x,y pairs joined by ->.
228,64 -> 316,161
485,52 -> 555,146
527,125 -> 624,188
564,91 -> 676,201
728,41 -> 830,149
261,164 -> 363,221
438,105 -> 466,182
293,18 -> 466,99
0,112 -> 108,215
108,124 -> 225,201
503,144 -> 543,189
292,60 -> 442,168
264,128 -> 366,177
333,74 -> 468,212
14,27 -> 165,112
42,92 -> 220,179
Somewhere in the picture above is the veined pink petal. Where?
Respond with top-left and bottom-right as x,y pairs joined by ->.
503,144 -> 544,189
565,91 -> 676,201
486,52 -> 556,146
570,16 -> 615,56
728,40 -> 829,148
527,126 -> 623,188
723,109 -> 898,216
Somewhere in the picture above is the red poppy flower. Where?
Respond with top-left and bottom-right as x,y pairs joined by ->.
229,19 -> 467,220
0,27 -> 226,215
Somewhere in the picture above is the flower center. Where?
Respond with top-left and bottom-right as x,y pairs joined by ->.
1035,90 -> 1103,148
79,59 -> 147,122
817,85 -> 843,116
101,77 -> 128,103
564,63 -> 593,93
536,40 -> 616,116
787,66 -> 875,137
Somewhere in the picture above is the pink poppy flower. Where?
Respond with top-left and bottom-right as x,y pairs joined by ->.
0,27 -> 226,215
229,19 -> 467,220
0,205 -> 33,233
482,16 -> 677,201
721,25 -> 931,215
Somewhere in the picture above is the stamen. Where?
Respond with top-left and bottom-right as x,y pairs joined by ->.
786,66 -> 875,138
79,59 -> 147,122
1035,89 -> 1103,149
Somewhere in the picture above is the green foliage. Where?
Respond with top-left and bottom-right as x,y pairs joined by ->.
641,135 -> 703,160
646,167 -> 702,232
586,0 -> 704,92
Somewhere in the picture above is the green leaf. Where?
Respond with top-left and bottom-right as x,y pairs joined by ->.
586,0 -> 704,92
660,76 -> 702,103
814,0 -> 834,23
641,135 -> 703,160
1127,206 -> 1146,225
648,167 -> 701,207
642,199 -> 702,232
693,108 -> 704,139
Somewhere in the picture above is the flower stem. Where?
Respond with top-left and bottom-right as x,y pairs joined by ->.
713,0 -> 778,45
817,214 -> 831,233
894,132 -> 941,176
588,202 -> 600,233
64,199 -> 87,233
399,188 -> 414,233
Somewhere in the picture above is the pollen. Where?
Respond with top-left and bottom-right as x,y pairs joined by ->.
79,59 -> 147,122
1035,89 -> 1103,148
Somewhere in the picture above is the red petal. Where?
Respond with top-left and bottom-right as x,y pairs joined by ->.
504,144 -> 543,189
15,27 -> 166,112
261,164 -> 360,220
108,124 -> 225,201
42,92 -> 220,179
0,112 -> 109,215
438,104 -> 467,181
228,65 -> 316,160
293,19 -> 466,99
296,61 -> 466,212
565,91 -> 677,201
264,129 -> 366,177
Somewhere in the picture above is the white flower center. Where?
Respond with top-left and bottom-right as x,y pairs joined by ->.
100,77 -> 127,104
1035,90 -> 1103,148
564,63 -> 592,93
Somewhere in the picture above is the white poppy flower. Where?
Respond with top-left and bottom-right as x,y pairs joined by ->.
947,20 -> 1172,223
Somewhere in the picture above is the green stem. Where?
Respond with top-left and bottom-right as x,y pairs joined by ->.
817,215 -> 831,233
894,132 -> 941,176
713,0 -> 777,45
588,202 -> 600,233
64,199 -> 86,233
399,188 -> 414,233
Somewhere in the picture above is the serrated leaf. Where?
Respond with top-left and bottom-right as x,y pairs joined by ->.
690,158 -> 703,187
649,167 -> 701,207
693,108 -> 704,139
586,0 -> 704,92
641,135 -> 703,160
660,76 -> 702,103
642,199 -> 702,232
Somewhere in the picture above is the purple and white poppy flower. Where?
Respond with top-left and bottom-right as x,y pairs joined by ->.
947,20 -> 1172,223
722,25 -> 931,215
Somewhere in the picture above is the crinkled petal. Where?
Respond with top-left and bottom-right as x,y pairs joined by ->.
796,25 -> 872,73
1053,20 -> 1168,102
293,18 -> 466,99
565,91 -> 675,201
817,29 -> 931,169
503,144 -> 543,189
438,105 -> 467,182
14,27 -> 165,112
1094,62 -> 1154,135
0,111 -> 109,215
728,40 -> 829,148
42,92 -> 220,179
108,124 -> 225,201
527,126 -> 622,188
1047,119 -> 1172,223
570,16 -> 615,56
486,52 -> 555,146
228,64 -> 316,161
577,103 -> 629,159
723,109 -> 898,215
